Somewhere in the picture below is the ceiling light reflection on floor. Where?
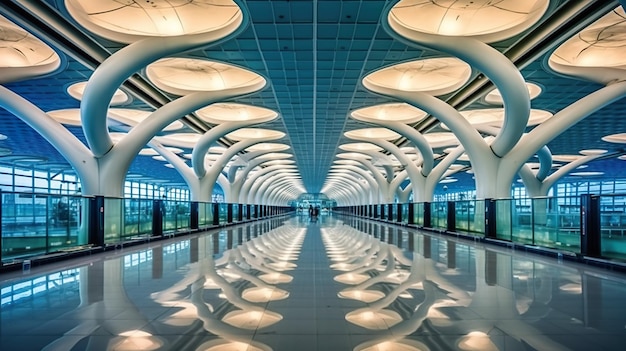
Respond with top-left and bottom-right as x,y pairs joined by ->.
242,287 -> 289,302
258,273 -> 293,284
457,331 -> 498,351
222,310 -> 282,329
357,340 -> 429,351
334,273 -> 370,285
346,309 -> 402,329
110,330 -> 163,351
196,339 -> 269,351
338,289 -> 385,303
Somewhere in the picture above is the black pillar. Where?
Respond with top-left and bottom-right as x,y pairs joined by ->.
212,203 -> 220,226
90,196 -> 105,246
246,204 -> 251,220
397,203 -> 403,222
581,194 -> 601,257
447,201 -> 456,232
408,203 -> 415,225
190,201 -> 199,230
388,203 -> 394,221
485,199 -> 497,239
238,204 -> 244,221
424,202 -> 431,228
227,203 -> 233,223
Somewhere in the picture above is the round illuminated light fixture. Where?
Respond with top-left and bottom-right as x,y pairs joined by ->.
257,153 -> 293,161
423,132 -> 459,148
552,154 -> 582,162
442,108 -> 552,130
65,0 -> 243,43
485,82 -> 542,105
138,147 -> 184,156
246,143 -> 290,152
339,143 -> 383,152
261,159 -> 296,166
440,178 -> 458,184
0,15 -> 61,83
336,153 -> 372,160
152,155 -> 167,162
580,149 -> 608,156
356,340 -> 429,351
155,133 -> 202,148
387,0 -> 549,43
351,103 -> 428,124
570,171 -> 604,177
549,8 -> 626,84
363,57 -> 472,96
108,108 -> 183,131
196,102 -> 277,124
618,155 -> 626,161
0,134 -> 7,140
226,128 -> 285,141
146,58 -> 266,96
333,160 -> 365,166
602,133 -> 626,144
67,81 -> 130,105
345,128 -> 401,141
46,109 -> 82,126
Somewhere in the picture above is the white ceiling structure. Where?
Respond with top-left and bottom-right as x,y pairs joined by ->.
1,0 -> 626,203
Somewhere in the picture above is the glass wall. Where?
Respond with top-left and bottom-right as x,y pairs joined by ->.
600,194 -> 626,260
1,192 -> 88,261
455,200 -> 484,235
431,201 -> 447,230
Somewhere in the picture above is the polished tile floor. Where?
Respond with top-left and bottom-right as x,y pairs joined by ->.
2,215 -> 626,350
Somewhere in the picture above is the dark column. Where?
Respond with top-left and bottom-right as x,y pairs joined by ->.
408,232 -> 414,252
373,205 -> 378,219
485,199 -> 497,239
447,201 -> 456,232
581,194 -> 601,257
227,203 -> 233,223
238,204 -> 244,221
0,190 -> 3,257
424,202 -> 431,228
190,201 -> 199,230
396,230 -> 403,248
388,203 -> 394,221
397,203 -> 403,222
90,196 -> 105,246
246,204 -> 251,220
408,203 -> 415,225
212,203 -> 219,225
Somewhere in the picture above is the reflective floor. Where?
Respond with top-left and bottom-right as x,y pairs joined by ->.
2,215 -> 626,351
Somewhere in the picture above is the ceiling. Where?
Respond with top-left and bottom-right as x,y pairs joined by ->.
1,0 -> 626,199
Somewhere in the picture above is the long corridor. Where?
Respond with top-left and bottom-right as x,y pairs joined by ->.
2,215 -> 626,350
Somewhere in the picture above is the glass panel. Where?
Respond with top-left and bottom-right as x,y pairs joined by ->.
532,197 -> 580,252
600,194 -> 626,260
495,199 -> 512,241
414,203 -> 424,226
175,201 -> 190,230
232,203 -> 239,222
1,193 -> 47,260
104,198 -> 123,244
431,201 -> 447,230
455,200 -> 470,232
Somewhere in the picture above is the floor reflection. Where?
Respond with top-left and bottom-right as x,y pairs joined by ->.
1,216 -> 626,350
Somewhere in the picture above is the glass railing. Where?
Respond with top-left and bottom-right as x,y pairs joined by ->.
1,193 -> 290,264
413,203 -> 424,226
532,197 -> 580,252
455,200 -> 485,235
600,194 -> 626,260
430,202 -> 447,230
1,193 -> 89,261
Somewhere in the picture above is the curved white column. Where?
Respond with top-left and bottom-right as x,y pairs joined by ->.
229,153 -> 292,202
386,11 -> 530,157
0,86 -> 99,194
240,165 -> 293,204
199,137 -> 278,202
333,166 -> 379,203
330,175 -> 370,205
148,140 -> 202,198
254,174 -> 298,205
80,15 -> 246,156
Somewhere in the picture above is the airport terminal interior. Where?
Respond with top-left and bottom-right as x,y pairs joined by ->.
2,0 -> 626,350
